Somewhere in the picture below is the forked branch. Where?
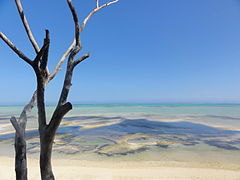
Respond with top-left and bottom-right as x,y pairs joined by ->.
49,0 -> 119,82
81,0 -> 119,32
48,102 -> 72,134
10,117 -> 22,135
49,0 -> 91,130
33,30 -> 51,128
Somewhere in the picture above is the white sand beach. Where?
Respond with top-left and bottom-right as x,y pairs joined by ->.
0,157 -> 240,180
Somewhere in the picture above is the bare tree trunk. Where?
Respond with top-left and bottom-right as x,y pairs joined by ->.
8,92 -> 37,180
14,92 -> 37,180
40,132 -> 54,180
14,133 -> 27,180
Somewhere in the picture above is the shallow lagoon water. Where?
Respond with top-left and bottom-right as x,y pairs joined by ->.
0,104 -> 240,167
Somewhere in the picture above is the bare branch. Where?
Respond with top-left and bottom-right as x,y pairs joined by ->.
0,32 -> 33,65
49,0 -> 119,82
56,0 -> 82,107
67,0 -> 80,48
34,31 -> 50,67
10,116 -> 22,135
40,30 -> 50,70
72,52 -> 90,68
57,55 -> 74,106
48,0 -> 82,81
15,0 -> 40,53
67,0 -> 82,68
96,0 -> 99,8
18,91 -> 37,129
48,102 -> 72,134
49,40 -> 75,81
81,0 -> 119,32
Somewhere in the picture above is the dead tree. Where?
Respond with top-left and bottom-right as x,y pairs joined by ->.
0,0 -> 119,179
1,0 -> 76,179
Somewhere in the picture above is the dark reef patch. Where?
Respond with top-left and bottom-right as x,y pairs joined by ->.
0,117 -> 240,155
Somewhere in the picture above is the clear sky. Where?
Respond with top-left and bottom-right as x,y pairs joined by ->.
0,0 -> 240,104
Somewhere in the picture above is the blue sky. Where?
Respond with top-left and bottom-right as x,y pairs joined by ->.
0,0 -> 240,104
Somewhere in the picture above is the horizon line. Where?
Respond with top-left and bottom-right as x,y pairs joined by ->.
1,102 -> 240,106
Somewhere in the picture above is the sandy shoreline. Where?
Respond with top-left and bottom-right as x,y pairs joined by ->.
1,157 -> 240,180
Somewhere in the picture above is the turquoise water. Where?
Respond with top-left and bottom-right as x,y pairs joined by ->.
1,103 -> 240,116
1,104 -> 240,128
68,104 -> 240,116
0,104 -> 240,164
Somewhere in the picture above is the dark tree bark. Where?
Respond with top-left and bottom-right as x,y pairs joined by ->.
0,0 -> 119,179
14,134 -> 27,180
40,131 -> 54,180
13,92 -> 37,180
11,117 -> 28,180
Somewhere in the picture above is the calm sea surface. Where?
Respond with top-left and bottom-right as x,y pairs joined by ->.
0,104 -> 240,164
1,103 -> 240,117
1,104 -> 240,128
